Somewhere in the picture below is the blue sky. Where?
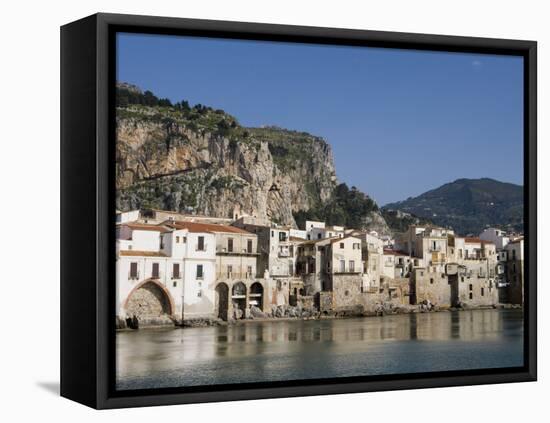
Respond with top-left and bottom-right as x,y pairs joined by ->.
117,33 -> 524,206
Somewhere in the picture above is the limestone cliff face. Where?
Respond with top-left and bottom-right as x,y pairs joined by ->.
116,113 -> 337,227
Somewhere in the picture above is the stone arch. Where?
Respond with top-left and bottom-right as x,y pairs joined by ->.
215,282 -> 229,321
123,279 -> 175,320
249,282 -> 264,310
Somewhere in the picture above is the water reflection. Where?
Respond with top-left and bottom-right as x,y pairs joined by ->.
116,309 -> 523,390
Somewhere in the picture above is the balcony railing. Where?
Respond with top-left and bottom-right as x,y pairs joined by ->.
216,271 -> 255,279
171,273 -> 181,279
278,248 -> 290,257
128,271 -> 140,280
216,246 -> 256,254
195,244 -> 208,251
335,267 -> 359,274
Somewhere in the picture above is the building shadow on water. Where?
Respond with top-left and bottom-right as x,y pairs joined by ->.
36,381 -> 60,396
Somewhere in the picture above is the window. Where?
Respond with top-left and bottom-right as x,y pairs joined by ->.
481,287 -> 485,296
469,284 -> 473,291
152,263 -> 159,278
182,236 -> 187,243
173,281 -> 177,287
271,230 -> 274,237
279,232 -> 287,241
247,239 -> 253,253
227,265 -> 233,276
228,238 -> 234,252
196,264 -> 204,279
129,262 -> 138,279
197,236 -> 205,251
176,236 -> 180,243
247,265 -> 253,276
469,292 -> 473,300
430,278 -> 434,284
349,260 -> 355,272
340,242 -> 344,249
317,233 -> 322,239
172,263 -> 180,278
340,260 -> 345,272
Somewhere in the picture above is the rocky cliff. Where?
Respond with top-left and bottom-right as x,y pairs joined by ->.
116,94 -> 338,227
115,84 -> 396,232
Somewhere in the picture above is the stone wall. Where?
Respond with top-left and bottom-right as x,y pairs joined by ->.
507,259 -> 524,305
412,268 -> 451,307
332,273 -> 363,311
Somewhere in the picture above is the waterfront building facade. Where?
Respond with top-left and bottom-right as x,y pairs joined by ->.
115,209 -> 525,326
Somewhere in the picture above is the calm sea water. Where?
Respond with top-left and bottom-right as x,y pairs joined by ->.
116,309 -> 524,390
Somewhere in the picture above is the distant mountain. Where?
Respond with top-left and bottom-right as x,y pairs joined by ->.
383,178 -> 523,236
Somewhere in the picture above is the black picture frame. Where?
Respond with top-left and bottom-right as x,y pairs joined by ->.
60,12 -> 537,409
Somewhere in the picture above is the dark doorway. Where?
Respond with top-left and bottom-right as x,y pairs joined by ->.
215,283 -> 229,321
249,282 -> 264,310
232,282 -> 247,318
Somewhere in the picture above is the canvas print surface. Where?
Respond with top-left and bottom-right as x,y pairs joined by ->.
114,33 -> 525,391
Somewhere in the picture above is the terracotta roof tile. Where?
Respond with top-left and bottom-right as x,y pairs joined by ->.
122,223 -> 171,233
166,221 -> 252,235
119,250 -> 167,257
383,249 -> 408,256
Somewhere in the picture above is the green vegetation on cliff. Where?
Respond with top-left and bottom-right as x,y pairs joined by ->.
293,183 -> 379,230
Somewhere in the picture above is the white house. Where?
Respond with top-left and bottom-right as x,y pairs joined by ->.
116,221 -> 217,325
479,227 -> 510,250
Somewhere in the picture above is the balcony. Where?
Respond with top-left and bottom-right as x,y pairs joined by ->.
195,244 -> 208,252
216,246 -> 257,255
335,267 -> 360,274
128,271 -> 140,280
278,248 -> 290,257
171,273 -> 181,280
216,271 -> 255,280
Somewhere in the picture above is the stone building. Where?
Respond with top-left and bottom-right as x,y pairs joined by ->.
295,237 -> 336,295
321,236 -> 363,312
350,231 -> 383,293
445,236 -> 499,307
164,220 -> 265,320
505,237 -> 524,305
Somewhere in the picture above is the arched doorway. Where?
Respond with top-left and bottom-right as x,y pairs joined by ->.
232,282 -> 247,319
125,281 -> 172,321
249,282 -> 264,310
215,283 -> 229,321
